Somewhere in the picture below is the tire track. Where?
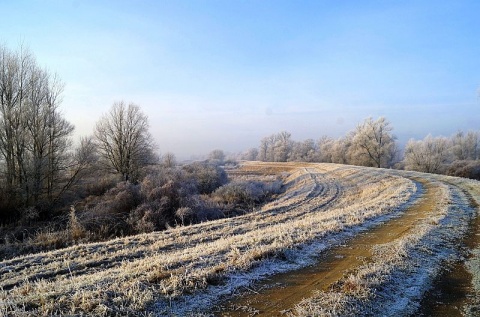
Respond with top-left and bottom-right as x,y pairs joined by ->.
215,177 -> 434,316
0,163 -> 416,316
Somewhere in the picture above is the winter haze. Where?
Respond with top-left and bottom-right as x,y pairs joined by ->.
1,1 -> 479,159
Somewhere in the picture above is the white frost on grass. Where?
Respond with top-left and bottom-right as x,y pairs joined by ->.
291,174 -> 479,317
154,173 -> 420,315
0,163 -> 428,316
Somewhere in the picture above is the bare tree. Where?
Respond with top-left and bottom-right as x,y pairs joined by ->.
0,44 -> 75,212
208,149 -> 225,163
290,139 -> 318,162
451,130 -> 479,161
162,152 -> 177,168
94,101 -> 155,182
64,136 -> 97,181
273,131 -> 292,162
348,117 -> 397,168
243,148 -> 258,161
403,135 -> 450,173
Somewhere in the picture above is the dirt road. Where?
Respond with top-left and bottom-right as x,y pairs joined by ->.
2,162 -> 478,316
216,179 -> 439,316
214,165 -> 480,316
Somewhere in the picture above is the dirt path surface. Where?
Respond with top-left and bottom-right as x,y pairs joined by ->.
216,179 -> 438,316
417,188 -> 480,317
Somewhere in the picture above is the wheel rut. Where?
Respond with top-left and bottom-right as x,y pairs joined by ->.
417,183 -> 480,316
215,178 -> 437,316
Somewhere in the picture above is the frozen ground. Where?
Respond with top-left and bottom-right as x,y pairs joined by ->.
1,162 -> 479,316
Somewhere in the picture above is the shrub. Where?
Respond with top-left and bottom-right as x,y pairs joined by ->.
446,160 -> 480,180
213,179 -> 283,209
83,174 -> 119,197
127,200 -> 174,234
183,162 -> 228,194
77,182 -> 142,238
175,207 -> 194,225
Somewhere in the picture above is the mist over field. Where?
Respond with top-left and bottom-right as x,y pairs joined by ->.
1,1 -> 479,158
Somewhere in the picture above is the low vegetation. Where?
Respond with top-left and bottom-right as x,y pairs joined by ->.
1,162 -> 480,316
0,161 -> 285,260
1,162 -> 420,316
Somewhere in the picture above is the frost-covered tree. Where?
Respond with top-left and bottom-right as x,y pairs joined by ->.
266,134 -> 276,162
451,130 -> 479,161
290,139 -> 318,162
94,101 -> 155,182
317,136 -> 334,163
0,44 -> 75,210
162,152 -> 177,168
258,138 -> 268,162
273,131 -> 292,162
243,148 -> 258,161
348,117 -> 397,168
208,149 -> 225,163
331,136 -> 352,164
403,135 -> 450,173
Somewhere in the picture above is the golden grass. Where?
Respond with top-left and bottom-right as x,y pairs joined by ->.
0,162 -> 427,316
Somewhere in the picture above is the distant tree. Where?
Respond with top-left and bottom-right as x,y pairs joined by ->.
257,131 -> 293,162
266,134 -> 276,162
348,117 -> 397,168
331,136 -> 352,164
94,101 -> 155,182
209,149 -> 225,163
258,137 -> 269,162
317,136 -> 335,163
273,131 -> 292,162
243,148 -> 258,161
451,131 -> 479,161
162,152 -> 177,168
403,135 -> 450,173
290,139 -> 318,162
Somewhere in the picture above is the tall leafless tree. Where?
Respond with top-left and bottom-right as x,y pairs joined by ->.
403,135 -> 450,173
451,130 -> 479,161
94,101 -> 156,182
273,131 -> 292,162
0,44 -> 75,214
162,152 -> 177,168
208,149 -> 225,163
348,117 -> 397,168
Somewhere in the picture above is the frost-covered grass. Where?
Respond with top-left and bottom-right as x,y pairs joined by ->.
5,164 -> 480,317
460,177 -> 480,317
291,171 -> 480,317
2,162 -> 463,316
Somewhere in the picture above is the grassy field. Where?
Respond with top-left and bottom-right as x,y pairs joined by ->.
1,162 -> 479,316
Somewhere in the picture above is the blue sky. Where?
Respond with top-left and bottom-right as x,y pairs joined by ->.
1,1 -> 479,158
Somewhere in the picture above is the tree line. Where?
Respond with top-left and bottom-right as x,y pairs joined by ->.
240,117 -> 479,179
0,45 -> 285,256
1,43 -> 479,259
0,45 -> 157,224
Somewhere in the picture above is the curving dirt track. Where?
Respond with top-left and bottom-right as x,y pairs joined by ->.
1,162 -> 479,316
216,178 -> 438,316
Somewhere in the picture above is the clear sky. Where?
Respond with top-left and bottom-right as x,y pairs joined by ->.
1,0 -> 479,158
